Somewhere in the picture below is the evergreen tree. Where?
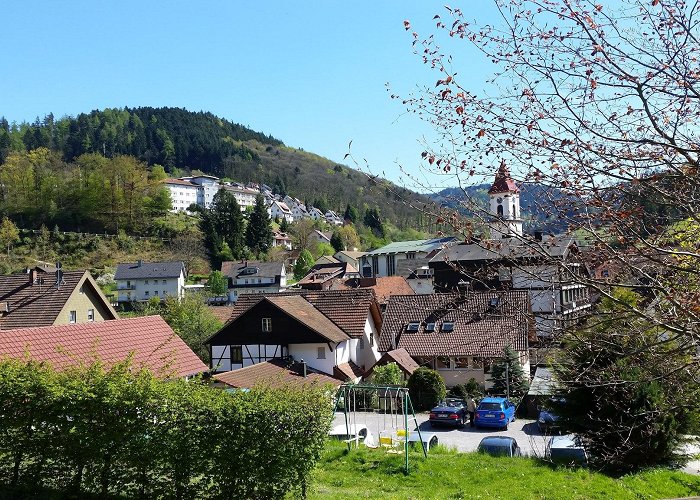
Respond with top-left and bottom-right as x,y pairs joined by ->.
490,346 -> 529,398
246,194 -> 273,256
363,207 -> 384,237
200,190 -> 244,268
279,217 -> 289,232
208,270 -> 228,296
330,231 -> 344,253
344,203 -> 359,223
293,249 -> 314,281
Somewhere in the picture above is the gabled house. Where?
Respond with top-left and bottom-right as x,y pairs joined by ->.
378,291 -> 534,388
334,250 -> 366,270
406,266 -> 435,294
268,201 -> 294,223
311,230 -> 333,245
221,260 -> 286,302
272,231 -> 293,250
0,315 -> 207,379
325,210 -> 344,226
308,207 -> 325,221
329,276 -> 415,310
114,261 -> 186,303
297,261 -> 360,290
0,268 -> 118,329
205,289 -> 383,380
361,237 -> 457,278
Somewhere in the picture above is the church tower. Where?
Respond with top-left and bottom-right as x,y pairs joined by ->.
488,161 -> 523,240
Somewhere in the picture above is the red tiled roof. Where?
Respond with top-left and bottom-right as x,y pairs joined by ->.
331,276 -> 415,304
488,161 -> 520,194
365,348 -> 420,378
0,270 -> 117,330
208,306 -> 236,324
379,292 -> 531,357
214,358 -> 342,389
0,316 -> 207,378
334,361 -> 365,381
220,289 -> 379,339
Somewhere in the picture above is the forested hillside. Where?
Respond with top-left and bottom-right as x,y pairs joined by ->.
0,107 -> 429,229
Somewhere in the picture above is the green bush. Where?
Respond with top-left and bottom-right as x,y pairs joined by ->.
0,358 -> 334,498
407,367 -> 446,411
448,378 -> 483,400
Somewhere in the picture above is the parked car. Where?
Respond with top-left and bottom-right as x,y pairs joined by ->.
429,398 -> 467,428
538,397 -> 565,434
473,397 -> 516,430
538,408 -> 561,434
477,436 -> 522,457
546,434 -> 588,466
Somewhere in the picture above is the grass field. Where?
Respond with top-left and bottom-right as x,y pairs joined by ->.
308,441 -> 700,499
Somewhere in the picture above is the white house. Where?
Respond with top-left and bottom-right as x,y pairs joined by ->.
114,260 -> 186,303
205,289 -> 383,378
188,175 -> 220,209
164,179 -> 200,212
268,201 -> 294,224
221,260 -> 287,303
308,206 -> 325,221
325,210 -> 344,226
272,231 -> 293,250
361,237 -> 457,278
223,184 -> 259,211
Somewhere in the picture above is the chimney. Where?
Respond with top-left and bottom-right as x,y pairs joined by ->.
29,268 -> 37,285
534,230 -> 543,242
137,259 -> 143,267
300,359 -> 307,378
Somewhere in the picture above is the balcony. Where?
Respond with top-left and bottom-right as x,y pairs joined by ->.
116,284 -> 136,290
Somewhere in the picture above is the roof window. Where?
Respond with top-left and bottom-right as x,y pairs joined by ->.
406,322 -> 420,332
425,322 -> 435,332
441,321 -> 455,333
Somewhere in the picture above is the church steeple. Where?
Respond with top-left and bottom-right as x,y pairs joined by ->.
488,161 -> 523,239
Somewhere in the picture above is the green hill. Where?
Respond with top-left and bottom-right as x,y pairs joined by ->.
0,107 -> 429,228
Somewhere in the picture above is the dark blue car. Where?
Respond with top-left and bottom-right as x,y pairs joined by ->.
473,397 -> 516,430
429,398 -> 467,427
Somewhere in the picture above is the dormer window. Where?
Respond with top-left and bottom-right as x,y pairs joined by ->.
441,322 -> 455,333
425,322 -> 435,332
406,322 -> 420,332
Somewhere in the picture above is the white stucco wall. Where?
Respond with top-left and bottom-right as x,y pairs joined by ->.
116,271 -> 184,302
289,343 -> 336,375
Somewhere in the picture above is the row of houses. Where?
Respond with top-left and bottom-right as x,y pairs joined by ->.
163,175 -> 344,225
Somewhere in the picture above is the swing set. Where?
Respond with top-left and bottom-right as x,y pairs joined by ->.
333,383 -> 429,473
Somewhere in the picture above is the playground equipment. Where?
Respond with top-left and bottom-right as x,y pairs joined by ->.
333,384 -> 428,472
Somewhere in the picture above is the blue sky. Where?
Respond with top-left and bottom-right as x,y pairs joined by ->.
2,1 -> 500,187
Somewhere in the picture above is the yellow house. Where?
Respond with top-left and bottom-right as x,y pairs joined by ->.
0,268 -> 118,330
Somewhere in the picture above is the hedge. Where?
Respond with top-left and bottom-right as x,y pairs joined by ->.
0,358 -> 333,499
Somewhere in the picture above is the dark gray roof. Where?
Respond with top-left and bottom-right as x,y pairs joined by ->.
115,261 -> 185,280
221,260 -> 284,280
430,236 -> 576,264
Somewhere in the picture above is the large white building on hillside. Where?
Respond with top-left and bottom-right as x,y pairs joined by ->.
164,176 -> 261,213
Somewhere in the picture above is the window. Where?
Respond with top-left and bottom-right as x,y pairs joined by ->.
69,310 -> 77,323
145,280 -> 149,285
436,356 -> 450,369
497,204 -> 504,218
231,345 -> 243,364
386,254 -> 396,276
406,252 -> 416,260
262,318 -> 272,332
454,357 -> 469,369
145,291 -> 149,297
87,309 -> 94,322
372,256 -> 379,276
441,321 -> 455,333
162,279 -> 167,284
406,322 -> 420,332
425,322 -> 435,332
126,281 -> 131,288
154,290 -> 159,296
317,346 -> 326,359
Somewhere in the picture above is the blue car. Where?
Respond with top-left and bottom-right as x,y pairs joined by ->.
473,397 -> 516,430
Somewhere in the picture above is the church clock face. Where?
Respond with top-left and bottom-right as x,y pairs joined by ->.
496,197 -> 503,204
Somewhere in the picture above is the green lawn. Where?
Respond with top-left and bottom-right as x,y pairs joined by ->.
308,441 -> 700,499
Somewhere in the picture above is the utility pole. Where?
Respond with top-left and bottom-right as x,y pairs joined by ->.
506,364 -> 510,399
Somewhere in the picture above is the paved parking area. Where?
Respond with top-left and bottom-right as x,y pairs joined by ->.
333,411 -> 552,457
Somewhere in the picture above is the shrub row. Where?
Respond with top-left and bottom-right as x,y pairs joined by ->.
0,358 -> 333,499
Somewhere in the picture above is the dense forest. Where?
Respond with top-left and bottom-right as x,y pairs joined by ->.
0,107 -> 429,229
